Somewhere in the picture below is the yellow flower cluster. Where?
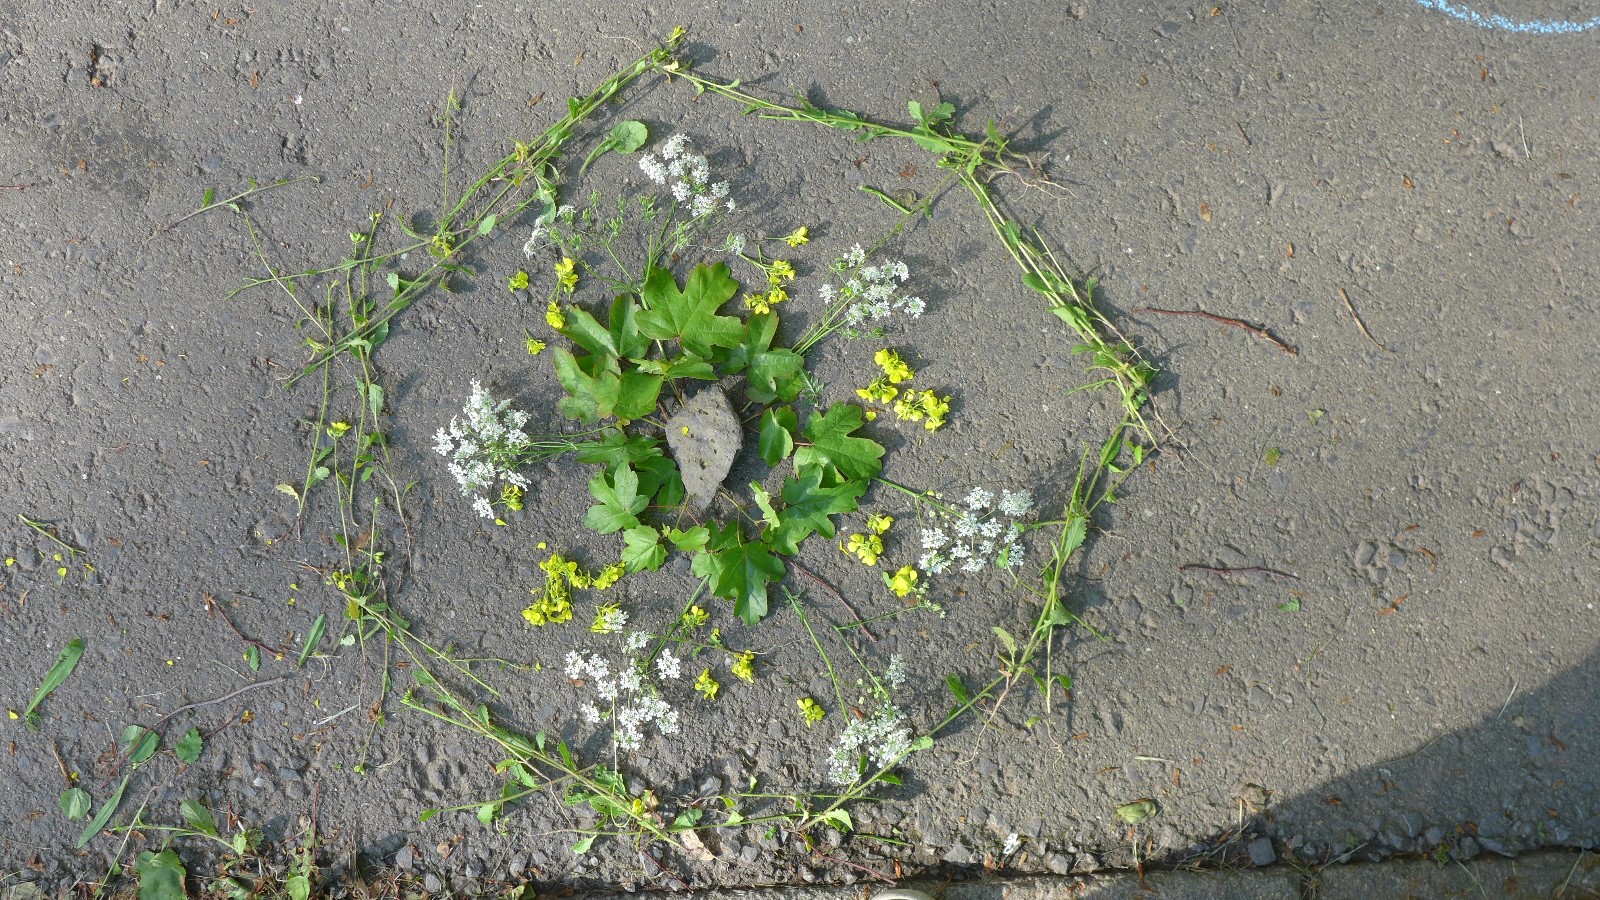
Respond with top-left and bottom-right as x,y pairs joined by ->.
545,300 -> 566,330
680,604 -> 710,630
782,226 -> 809,248
874,349 -> 914,384
843,532 -> 883,565
841,512 -> 894,566
731,650 -> 757,683
744,286 -> 787,315
554,257 -> 579,293
745,257 -> 797,315
893,390 -> 951,431
522,551 -> 623,627
694,668 -> 720,700
886,564 -> 920,598
797,696 -> 826,726
500,484 -> 524,511
856,349 -> 949,430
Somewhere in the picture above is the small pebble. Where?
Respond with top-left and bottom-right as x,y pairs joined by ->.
1246,836 -> 1276,867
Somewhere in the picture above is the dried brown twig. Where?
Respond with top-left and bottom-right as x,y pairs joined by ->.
1133,306 -> 1296,356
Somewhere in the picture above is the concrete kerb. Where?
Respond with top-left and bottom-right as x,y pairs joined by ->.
579,849 -> 1597,900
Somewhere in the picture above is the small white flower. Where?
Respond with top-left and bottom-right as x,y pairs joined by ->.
921,528 -> 949,550
594,606 -> 627,634
999,489 -> 1034,517
671,181 -> 691,203
521,224 -> 547,258
901,296 -> 926,318
964,487 -> 995,511
580,703 -> 602,724
471,495 -> 494,519
884,655 -> 907,689
725,233 -> 746,255
656,648 -> 682,680
662,133 -> 689,159
639,155 -> 667,185
564,651 -> 586,679
1003,833 -> 1021,856
624,631 -> 650,653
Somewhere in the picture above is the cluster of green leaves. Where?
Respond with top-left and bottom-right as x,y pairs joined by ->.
549,262 -> 883,624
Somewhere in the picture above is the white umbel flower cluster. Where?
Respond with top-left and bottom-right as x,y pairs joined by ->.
818,244 -> 925,324
637,134 -> 733,219
825,701 -> 913,786
565,648 -> 681,752
918,487 -> 1033,575
432,380 -> 533,517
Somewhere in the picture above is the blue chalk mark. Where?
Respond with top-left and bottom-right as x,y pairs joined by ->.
1413,0 -> 1600,34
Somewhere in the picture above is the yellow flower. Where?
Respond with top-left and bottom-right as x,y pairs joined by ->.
500,483 -> 524,511
731,651 -> 757,683
797,697 -> 825,726
525,337 -> 546,356
874,348 -> 914,384
554,257 -> 579,293
893,393 -> 924,422
681,605 -> 710,630
545,300 -> 566,330
768,259 -> 796,284
866,513 -> 894,535
326,421 -> 351,439
856,378 -> 898,405
887,565 -> 919,597
919,391 -> 951,431
507,270 -> 530,291
694,669 -> 720,700
843,532 -> 883,566
782,226 -> 810,248
592,563 -> 625,590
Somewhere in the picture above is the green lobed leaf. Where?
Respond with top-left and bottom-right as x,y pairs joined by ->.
757,407 -> 797,467
693,533 -> 786,625
607,294 -> 650,360
175,727 -> 204,765
135,849 -> 187,900
795,404 -> 884,483
637,264 -> 745,357
583,465 -> 647,534
666,526 -> 710,553
610,120 -> 649,153
612,370 -> 664,422
621,525 -> 666,572
725,313 -> 804,403
764,465 -> 866,555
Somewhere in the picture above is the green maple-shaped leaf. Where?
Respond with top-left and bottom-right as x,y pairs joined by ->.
692,524 -> 786,625
551,347 -> 616,424
583,464 -> 648,534
765,464 -> 868,555
794,403 -> 885,483
622,525 -> 666,572
725,313 -> 804,403
758,406 -> 797,467
637,263 -> 745,358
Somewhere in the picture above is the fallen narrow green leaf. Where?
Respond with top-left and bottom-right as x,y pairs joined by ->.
23,638 -> 84,728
